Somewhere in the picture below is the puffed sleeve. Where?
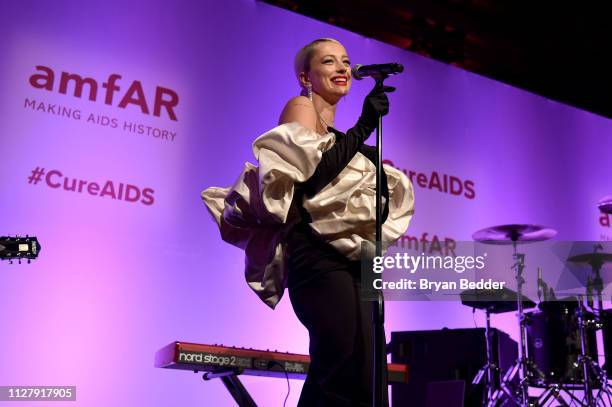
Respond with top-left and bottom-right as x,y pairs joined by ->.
251,123 -> 335,223
303,154 -> 414,260
201,122 -> 414,308
201,123 -> 334,308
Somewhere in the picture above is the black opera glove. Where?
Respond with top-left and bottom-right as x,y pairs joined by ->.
300,84 -> 394,199
357,83 -> 396,134
301,126 -> 364,198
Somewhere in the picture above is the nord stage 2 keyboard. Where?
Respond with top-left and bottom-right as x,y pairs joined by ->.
155,341 -> 409,406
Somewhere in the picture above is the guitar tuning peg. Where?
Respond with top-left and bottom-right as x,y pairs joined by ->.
27,259 -> 31,264
8,260 -> 13,265
18,259 -> 21,264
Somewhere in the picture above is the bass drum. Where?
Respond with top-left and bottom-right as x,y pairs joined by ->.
525,300 -> 597,386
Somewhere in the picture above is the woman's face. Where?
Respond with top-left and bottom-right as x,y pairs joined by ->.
307,41 -> 352,103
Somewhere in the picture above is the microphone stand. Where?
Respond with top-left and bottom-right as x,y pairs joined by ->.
373,74 -> 389,407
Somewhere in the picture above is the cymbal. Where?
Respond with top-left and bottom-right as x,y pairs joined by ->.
472,224 -> 557,245
599,196 -> 612,214
567,252 -> 612,265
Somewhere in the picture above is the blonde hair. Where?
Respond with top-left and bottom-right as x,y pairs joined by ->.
294,38 -> 342,94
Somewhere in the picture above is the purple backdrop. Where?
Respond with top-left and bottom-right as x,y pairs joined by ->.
1,0 -> 611,405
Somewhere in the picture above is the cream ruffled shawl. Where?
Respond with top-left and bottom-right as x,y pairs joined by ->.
202,123 -> 414,308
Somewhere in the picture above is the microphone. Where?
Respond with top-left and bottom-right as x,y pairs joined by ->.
351,63 -> 404,80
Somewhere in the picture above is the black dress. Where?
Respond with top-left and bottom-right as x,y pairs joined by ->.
286,128 -> 390,407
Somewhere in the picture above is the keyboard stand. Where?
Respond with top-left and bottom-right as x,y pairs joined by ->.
202,368 -> 257,407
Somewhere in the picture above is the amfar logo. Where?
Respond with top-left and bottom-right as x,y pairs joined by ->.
28,66 -> 179,121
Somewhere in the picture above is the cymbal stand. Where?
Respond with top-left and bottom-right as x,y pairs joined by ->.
472,306 -> 498,406
570,296 -> 611,406
589,258 -> 605,317
492,241 -> 542,407
578,297 -> 595,406
536,384 -> 571,407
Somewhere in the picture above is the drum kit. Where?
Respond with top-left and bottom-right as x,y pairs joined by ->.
463,197 -> 612,407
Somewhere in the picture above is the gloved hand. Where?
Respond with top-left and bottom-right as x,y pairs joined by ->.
357,83 -> 396,133
300,84 -> 394,198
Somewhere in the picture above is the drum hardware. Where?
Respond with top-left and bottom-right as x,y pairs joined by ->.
461,287 -> 537,315
563,247 -> 612,404
567,243 -> 612,390
524,297 -> 611,406
567,248 -> 612,317
541,297 -> 612,406
460,288 -> 536,406
575,297 -> 604,406
537,267 -> 557,303
535,381 -> 604,407
530,248 -> 612,406
602,310 -> 612,379
527,295 -> 611,404
496,249 -> 540,407
473,224 -> 557,407
470,224 -> 612,405
472,305 -> 497,405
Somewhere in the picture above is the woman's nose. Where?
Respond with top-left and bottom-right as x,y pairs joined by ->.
335,62 -> 347,72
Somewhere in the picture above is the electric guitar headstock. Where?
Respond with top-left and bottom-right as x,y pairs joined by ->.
0,236 -> 41,264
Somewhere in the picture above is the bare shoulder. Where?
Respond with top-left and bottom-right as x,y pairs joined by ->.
278,95 -> 317,131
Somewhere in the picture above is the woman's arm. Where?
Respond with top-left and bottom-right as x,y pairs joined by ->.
279,82 -> 393,200
278,96 -> 390,222
301,126 -> 370,197
279,97 -> 368,198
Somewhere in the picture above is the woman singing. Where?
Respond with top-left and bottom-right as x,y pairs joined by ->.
202,38 -> 414,406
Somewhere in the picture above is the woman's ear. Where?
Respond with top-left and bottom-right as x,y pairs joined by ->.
298,72 -> 310,90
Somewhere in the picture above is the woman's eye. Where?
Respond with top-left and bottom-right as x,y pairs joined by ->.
344,61 -> 351,65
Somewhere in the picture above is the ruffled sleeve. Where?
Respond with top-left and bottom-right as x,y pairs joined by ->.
201,122 -> 414,309
252,123 -> 335,223
303,154 -> 414,260
201,123 -> 334,308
